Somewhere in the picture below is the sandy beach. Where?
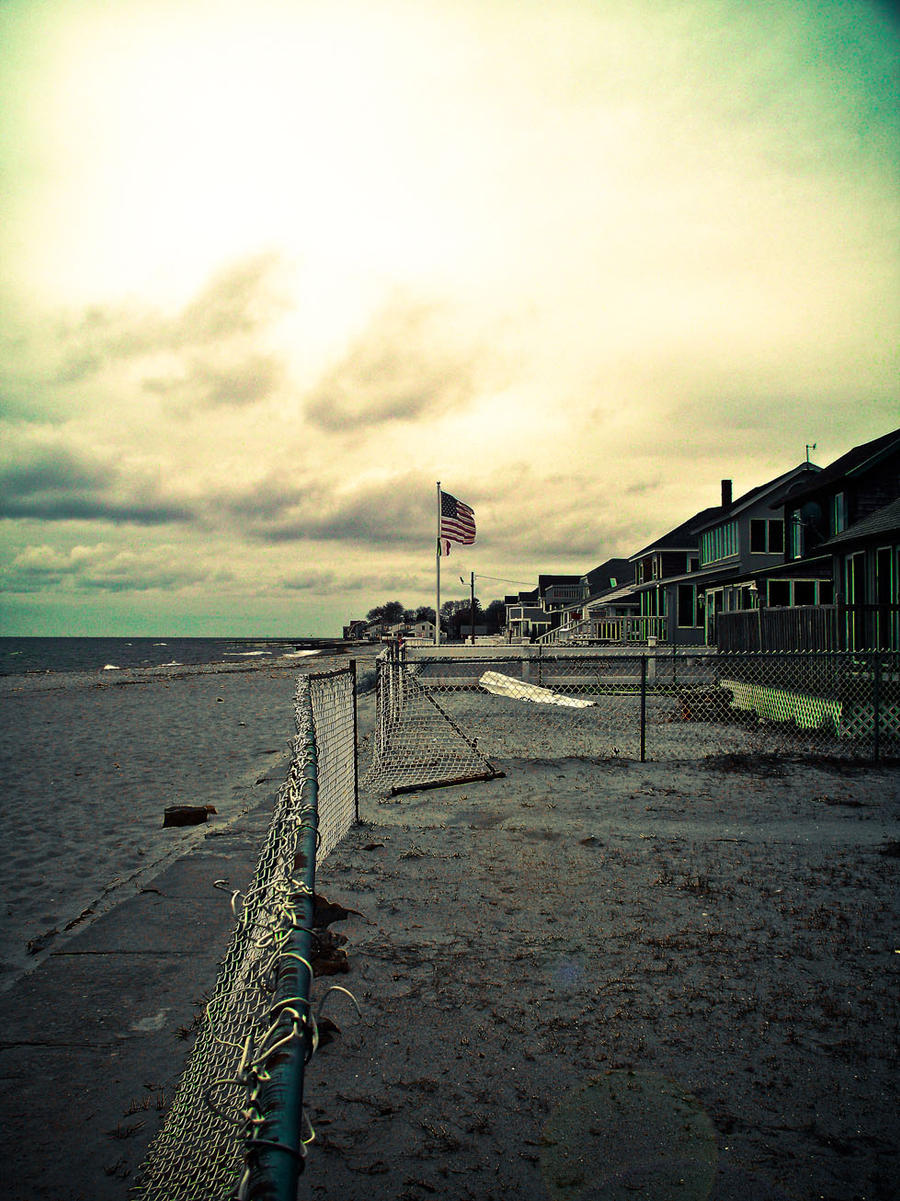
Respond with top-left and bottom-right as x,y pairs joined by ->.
0,651 -> 355,989
0,655 -> 897,1200
313,709 -> 900,1201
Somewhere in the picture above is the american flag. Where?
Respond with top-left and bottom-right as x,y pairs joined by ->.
440,490 -> 476,556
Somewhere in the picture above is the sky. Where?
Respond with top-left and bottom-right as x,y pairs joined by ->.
1,0 -> 898,636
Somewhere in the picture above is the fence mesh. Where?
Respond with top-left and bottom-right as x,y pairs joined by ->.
362,655 -> 499,795
132,666 -> 357,1201
362,649 -> 899,795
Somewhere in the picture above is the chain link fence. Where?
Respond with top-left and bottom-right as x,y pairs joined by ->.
133,665 -> 357,1201
362,649 -> 899,795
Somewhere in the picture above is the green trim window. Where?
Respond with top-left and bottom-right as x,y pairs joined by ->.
832,492 -> 848,535
677,583 -> 700,627
700,520 -> 738,565
750,518 -> 785,554
790,510 -> 803,558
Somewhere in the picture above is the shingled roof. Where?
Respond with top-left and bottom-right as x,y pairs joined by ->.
784,428 -> 900,503
819,496 -> 900,551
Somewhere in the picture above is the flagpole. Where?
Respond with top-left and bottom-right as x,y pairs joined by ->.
435,481 -> 441,646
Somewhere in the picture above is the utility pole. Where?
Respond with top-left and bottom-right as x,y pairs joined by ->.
469,571 -> 475,646
460,572 -> 476,645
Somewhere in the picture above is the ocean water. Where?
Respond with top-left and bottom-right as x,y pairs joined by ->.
0,636 -> 337,677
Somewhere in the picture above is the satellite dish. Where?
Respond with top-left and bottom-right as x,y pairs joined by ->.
797,499 -> 826,538
800,500 -> 823,530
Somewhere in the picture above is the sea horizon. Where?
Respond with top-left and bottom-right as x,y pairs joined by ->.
0,634 -> 346,677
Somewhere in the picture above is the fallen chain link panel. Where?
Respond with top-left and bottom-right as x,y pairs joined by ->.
362,657 -> 499,795
132,667 -> 357,1201
362,651 -> 899,792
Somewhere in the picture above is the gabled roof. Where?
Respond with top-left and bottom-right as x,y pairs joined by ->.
693,463 -> 820,529
818,496 -> 900,551
583,558 -> 631,597
586,581 -> 640,607
506,588 -> 538,605
784,428 -> 900,503
537,573 -> 581,591
629,507 -> 722,560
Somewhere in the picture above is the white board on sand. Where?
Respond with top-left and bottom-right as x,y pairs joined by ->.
479,670 -> 595,708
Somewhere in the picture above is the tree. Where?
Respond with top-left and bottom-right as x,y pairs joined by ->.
365,600 -> 406,628
415,606 -> 436,624
484,599 -> 507,633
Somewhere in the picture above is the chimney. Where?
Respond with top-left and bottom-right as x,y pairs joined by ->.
721,479 -> 732,508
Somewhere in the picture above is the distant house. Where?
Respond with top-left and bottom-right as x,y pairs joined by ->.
505,588 -> 547,642
716,428 -> 900,651
629,463 -> 821,645
690,462 -> 822,642
628,494 -> 724,646
342,619 -> 369,640
504,575 -> 581,641
818,497 -> 900,650
408,620 -> 438,642
548,559 -> 639,644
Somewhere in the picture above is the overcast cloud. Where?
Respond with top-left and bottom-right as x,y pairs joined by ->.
0,0 -> 897,635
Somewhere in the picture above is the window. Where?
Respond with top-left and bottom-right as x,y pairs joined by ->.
677,584 -> 697,627
700,520 -> 738,565
794,580 -> 816,605
750,518 -> 784,554
768,580 -> 790,606
833,492 -> 848,535
790,510 -> 803,558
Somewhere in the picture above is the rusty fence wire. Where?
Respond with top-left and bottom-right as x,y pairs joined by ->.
133,665 -> 358,1201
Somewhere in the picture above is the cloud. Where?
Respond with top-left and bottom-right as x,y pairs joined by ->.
228,474 -> 433,546
58,253 -> 287,368
0,255 -> 291,413
144,351 -> 285,409
303,296 -> 482,432
3,541 -> 217,594
0,429 -> 193,525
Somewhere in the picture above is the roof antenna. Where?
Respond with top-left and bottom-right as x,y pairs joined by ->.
805,442 -> 817,463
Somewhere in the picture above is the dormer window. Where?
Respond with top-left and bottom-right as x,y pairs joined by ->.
833,492 -> 848,534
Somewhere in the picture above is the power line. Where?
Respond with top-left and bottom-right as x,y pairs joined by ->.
472,573 -> 536,588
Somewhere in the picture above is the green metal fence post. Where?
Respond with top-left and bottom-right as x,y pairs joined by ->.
249,732 -> 318,1200
640,654 -> 647,763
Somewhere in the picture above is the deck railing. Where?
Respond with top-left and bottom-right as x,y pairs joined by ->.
539,614 -> 668,645
716,604 -> 900,653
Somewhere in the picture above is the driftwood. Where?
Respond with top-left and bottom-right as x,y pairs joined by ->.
163,804 -> 217,828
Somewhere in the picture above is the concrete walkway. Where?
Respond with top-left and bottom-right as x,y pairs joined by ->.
0,783 -> 278,1200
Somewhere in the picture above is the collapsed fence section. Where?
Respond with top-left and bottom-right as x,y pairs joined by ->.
362,649 -> 899,794
133,665 -> 358,1201
363,651 -> 501,795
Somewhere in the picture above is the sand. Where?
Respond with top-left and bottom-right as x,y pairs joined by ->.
305,687 -> 900,1201
0,654 -> 897,1200
0,652 -> 355,989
